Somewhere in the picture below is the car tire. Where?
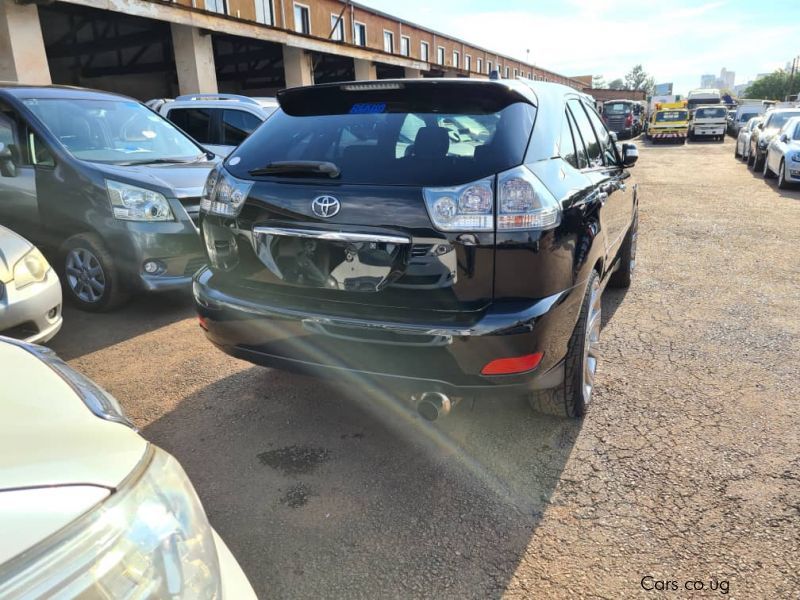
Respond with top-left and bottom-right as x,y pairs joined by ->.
61,233 -> 129,312
734,143 -> 740,158
753,149 -> 765,172
763,155 -> 774,179
529,271 -> 601,419
777,160 -> 793,189
608,210 -> 637,289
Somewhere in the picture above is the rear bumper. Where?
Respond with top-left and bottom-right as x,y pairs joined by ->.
650,130 -> 687,139
193,268 -> 583,397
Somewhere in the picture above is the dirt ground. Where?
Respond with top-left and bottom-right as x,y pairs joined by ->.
50,135 -> 800,599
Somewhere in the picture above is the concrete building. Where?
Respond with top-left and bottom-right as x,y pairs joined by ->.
719,68 -> 735,90
700,74 -> 716,88
582,88 -> 647,104
0,0 -> 584,100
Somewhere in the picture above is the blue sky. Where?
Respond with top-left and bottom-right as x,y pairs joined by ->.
361,0 -> 800,95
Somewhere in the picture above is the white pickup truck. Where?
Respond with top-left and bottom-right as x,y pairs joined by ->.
689,105 -> 728,141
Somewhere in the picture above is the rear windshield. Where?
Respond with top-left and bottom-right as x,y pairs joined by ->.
655,111 -> 687,122
226,101 -> 535,186
603,103 -> 630,114
695,107 -> 726,119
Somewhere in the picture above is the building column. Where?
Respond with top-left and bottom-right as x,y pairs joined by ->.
404,67 -> 422,79
170,24 -> 217,95
0,1 -> 51,84
353,58 -> 376,81
282,45 -> 313,88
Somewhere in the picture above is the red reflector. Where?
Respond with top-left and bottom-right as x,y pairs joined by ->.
481,352 -> 543,376
198,315 -> 208,331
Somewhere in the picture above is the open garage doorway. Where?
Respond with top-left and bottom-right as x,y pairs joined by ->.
213,34 -> 285,97
312,52 -> 355,85
38,3 -> 178,100
376,64 -> 405,79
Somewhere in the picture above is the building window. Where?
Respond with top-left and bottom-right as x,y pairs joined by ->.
254,0 -> 273,24
401,36 -> 410,56
420,41 -> 429,62
527,72 -> 532,79
354,22 -> 366,47
204,0 -> 226,14
330,13 -> 344,41
504,66 -> 510,78
437,46 -> 445,65
383,30 -> 394,53
476,57 -> 482,73
293,3 -> 310,34
465,55 -> 471,72
487,60 -> 492,74
513,68 -> 518,78
452,51 -> 459,68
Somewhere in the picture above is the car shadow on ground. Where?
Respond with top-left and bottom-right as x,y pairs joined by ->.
745,169 -> 800,199
601,286 -> 629,329
143,366 -> 583,598
49,290 -> 194,361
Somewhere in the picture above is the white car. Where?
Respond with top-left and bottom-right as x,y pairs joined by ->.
0,225 -> 62,343
0,337 -> 256,599
763,116 -> 800,189
151,94 -> 278,157
734,116 -> 762,162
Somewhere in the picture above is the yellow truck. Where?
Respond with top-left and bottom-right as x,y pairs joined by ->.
647,101 -> 689,143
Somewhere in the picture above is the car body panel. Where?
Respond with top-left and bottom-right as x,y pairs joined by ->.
766,117 -> 800,180
0,486 -> 109,565
750,109 -> 800,163
0,342 -> 147,492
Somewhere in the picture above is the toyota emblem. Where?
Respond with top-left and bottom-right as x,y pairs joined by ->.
311,195 -> 340,218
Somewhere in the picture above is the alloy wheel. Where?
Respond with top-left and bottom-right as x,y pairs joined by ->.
582,277 -> 602,406
65,248 -> 106,303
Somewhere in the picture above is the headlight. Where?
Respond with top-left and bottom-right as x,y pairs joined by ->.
107,180 -> 174,221
0,446 -> 221,599
790,152 -> 800,163
199,164 -> 253,217
12,247 -> 50,290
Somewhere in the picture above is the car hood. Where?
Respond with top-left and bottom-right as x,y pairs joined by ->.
0,225 -> 33,284
0,342 -> 146,491
0,341 -> 146,562
88,159 -> 218,199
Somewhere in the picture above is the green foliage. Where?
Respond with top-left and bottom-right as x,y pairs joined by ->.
607,78 -> 625,90
592,75 -> 607,89
743,70 -> 800,100
624,64 -> 655,95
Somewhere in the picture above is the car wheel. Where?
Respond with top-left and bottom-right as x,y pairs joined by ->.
763,155 -> 774,178
747,146 -> 755,166
61,233 -> 129,312
777,160 -> 793,189
608,210 -> 637,289
529,271 -> 601,419
753,149 -> 765,172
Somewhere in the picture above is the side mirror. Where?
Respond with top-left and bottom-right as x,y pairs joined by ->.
609,131 -> 618,143
0,143 -> 17,178
780,133 -> 790,143
621,143 -> 638,167
758,123 -> 764,130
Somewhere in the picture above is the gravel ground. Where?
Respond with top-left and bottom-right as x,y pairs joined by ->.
50,136 -> 800,599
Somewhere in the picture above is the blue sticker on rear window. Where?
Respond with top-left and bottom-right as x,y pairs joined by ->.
349,102 -> 386,114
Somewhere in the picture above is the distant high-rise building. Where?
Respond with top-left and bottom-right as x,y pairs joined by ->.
719,68 -> 735,90
700,74 -> 716,88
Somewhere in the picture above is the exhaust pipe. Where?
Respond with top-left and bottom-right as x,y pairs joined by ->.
415,392 -> 452,421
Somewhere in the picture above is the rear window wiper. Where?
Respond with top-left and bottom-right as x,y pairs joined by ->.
248,161 -> 341,178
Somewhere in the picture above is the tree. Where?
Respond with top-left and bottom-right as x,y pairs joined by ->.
624,64 -> 655,95
744,70 -> 800,100
607,78 -> 625,90
592,75 -> 607,89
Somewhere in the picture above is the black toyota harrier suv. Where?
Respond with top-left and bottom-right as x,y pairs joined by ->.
193,79 -> 639,419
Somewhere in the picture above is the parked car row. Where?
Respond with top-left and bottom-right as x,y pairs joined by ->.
734,106 -> 800,189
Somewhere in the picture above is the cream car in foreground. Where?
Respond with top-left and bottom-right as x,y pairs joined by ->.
0,225 -> 62,343
0,337 -> 256,599
763,116 -> 800,189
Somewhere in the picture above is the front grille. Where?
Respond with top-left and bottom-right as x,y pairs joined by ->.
0,321 -> 39,340
179,197 -> 201,227
184,256 -> 207,277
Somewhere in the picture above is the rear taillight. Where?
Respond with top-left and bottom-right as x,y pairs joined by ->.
423,166 -> 561,233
